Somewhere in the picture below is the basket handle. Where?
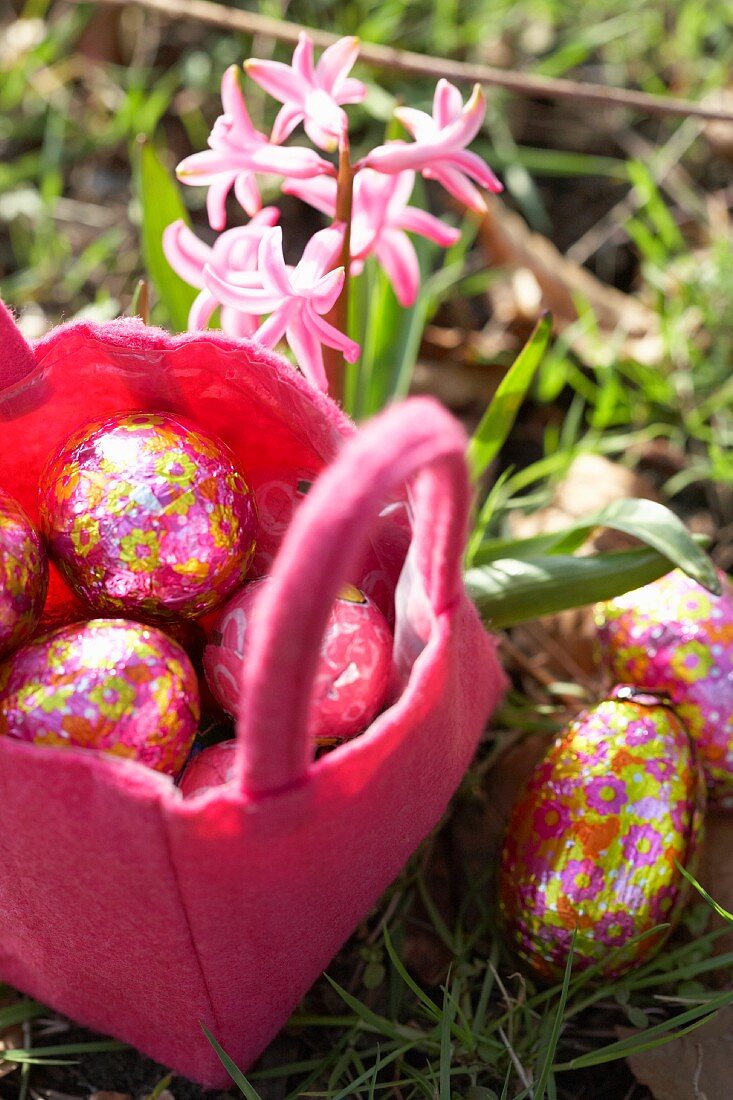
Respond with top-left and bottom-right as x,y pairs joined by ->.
236,397 -> 472,798
0,301 -> 36,391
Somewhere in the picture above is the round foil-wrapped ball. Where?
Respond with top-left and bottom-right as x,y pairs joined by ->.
498,687 -> 705,981
0,488 -> 48,659
0,618 -> 200,775
596,568 -> 733,804
179,739 -> 237,797
203,579 -> 393,742
38,411 -> 258,622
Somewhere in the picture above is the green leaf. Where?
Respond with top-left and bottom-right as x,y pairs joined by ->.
200,1024 -> 264,1099
465,544 -> 709,630
467,313 -> 552,483
472,497 -> 720,595
136,137 -> 197,332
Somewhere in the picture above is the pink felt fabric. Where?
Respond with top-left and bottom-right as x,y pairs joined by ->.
0,300 -> 34,391
0,307 -> 507,1085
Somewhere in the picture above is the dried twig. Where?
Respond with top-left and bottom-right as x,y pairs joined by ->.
88,0 -> 733,123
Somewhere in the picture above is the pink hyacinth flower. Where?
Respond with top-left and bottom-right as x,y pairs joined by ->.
162,208 -> 280,337
284,169 -> 460,307
363,80 -> 502,213
176,65 -> 334,231
245,32 -> 366,152
204,226 -> 360,392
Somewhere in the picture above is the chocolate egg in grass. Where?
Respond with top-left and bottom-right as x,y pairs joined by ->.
498,688 -> 705,981
596,568 -> 733,805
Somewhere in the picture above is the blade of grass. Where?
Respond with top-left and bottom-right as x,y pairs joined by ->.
677,863 -> 733,922
200,1024 -> 263,1099
324,976 -> 430,1045
553,987 -> 733,1071
439,981 -> 456,1100
147,1074 -> 173,1099
532,934 -> 575,1100
0,1002 -> 45,1029
467,312 -> 552,485
1,1039 -> 128,1063
382,925 -> 441,1022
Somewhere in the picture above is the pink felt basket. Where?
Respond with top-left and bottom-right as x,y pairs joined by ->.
0,304 -> 506,1086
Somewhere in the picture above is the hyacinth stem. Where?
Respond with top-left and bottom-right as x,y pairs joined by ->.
323,133 -> 355,406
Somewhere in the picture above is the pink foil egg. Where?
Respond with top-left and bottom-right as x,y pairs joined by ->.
0,618 -> 200,775
596,568 -> 733,805
498,687 -> 705,981
0,488 -> 48,659
203,578 -> 393,742
38,411 -> 258,623
179,740 -> 237,797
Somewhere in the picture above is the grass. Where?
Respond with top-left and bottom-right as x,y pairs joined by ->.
189,819 -> 733,1099
2,1 -> 733,1097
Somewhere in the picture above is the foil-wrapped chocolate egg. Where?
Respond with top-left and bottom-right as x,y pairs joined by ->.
498,688 -> 705,981
203,578 -> 393,742
0,619 -> 200,775
179,739 -> 237,797
38,411 -> 258,622
0,488 -> 48,659
596,568 -> 733,804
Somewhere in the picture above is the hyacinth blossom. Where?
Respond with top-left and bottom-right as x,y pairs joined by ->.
203,226 -> 360,392
166,33 -> 502,393
245,33 -> 366,152
283,169 -> 460,307
363,79 -> 502,213
162,207 -> 280,335
176,65 -> 334,230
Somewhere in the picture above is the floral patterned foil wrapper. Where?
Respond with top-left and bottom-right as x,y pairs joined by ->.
38,411 -> 258,623
596,568 -> 733,804
203,579 -> 393,741
0,488 -> 48,659
0,618 -> 200,775
499,689 -> 705,981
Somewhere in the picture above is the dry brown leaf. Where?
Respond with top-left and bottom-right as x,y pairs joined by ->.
696,812 -> 733,962
624,1007 -> 733,1100
89,1092 -> 133,1100
452,732 -> 552,888
511,454 -> 662,542
32,1091 -> 88,1100
411,353 -> 503,418
508,455 -> 661,675
478,193 -> 661,365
